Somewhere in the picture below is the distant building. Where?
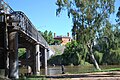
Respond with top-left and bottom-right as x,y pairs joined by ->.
54,33 -> 71,45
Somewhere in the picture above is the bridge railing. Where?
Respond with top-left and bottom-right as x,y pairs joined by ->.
11,11 -> 48,48
0,0 -> 49,48
0,0 -> 14,14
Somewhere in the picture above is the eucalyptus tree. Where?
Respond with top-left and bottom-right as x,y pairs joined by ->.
115,7 -> 120,48
116,7 -> 120,25
56,0 -> 115,70
39,30 -> 54,45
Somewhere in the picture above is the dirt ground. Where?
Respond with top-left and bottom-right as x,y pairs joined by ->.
47,71 -> 120,80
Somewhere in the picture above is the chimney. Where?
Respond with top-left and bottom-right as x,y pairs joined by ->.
67,32 -> 69,37
54,33 -> 56,38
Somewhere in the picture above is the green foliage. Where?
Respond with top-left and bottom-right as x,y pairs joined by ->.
116,7 -> 120,25
94,51 -> 103,64
80,60 -> 91,65
62,41 -> 89,65
53,39 -> 62,45
19,77 -> 47,80
56,0 -> 115,70
39,30 -> 62,45
18,48 -> 26,58
40,30 -> 54,45
56,0 -> 115,41
48,24 -> 120,66
62,41 -> 81,65
93,23 -> 120,65
102,48 -> 120,65
48,55 -> 62,65
48,41 -> 90,66
54,0 -> 120,67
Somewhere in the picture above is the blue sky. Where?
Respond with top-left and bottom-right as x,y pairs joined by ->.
4,0 -> 120,37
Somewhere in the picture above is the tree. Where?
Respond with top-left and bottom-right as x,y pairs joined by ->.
116,7 -> 120,25
39,30 -> 54,45
62,41 -> 82,65
93,22 -> 120,65
56,0 -> 115,70
48,31 -> 54,45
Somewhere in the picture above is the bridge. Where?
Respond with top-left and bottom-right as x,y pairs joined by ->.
0,0 -> 49,79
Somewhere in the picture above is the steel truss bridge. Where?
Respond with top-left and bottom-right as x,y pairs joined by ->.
0,0 -> 49,79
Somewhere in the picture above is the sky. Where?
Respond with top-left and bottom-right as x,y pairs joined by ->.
4,0 -> 120,37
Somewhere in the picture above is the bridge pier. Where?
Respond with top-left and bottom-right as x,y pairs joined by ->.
9,31 -> 19,79
44,48 -> 48,75
4,16 -> 9,78
26,49 -> 31,74
35,44 -> 40,75
26,45 -> 34,75
40,47 -> 48,75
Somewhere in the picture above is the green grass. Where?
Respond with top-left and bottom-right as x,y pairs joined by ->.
93,67 -> 120,73
65,67 -> 120,74
101,68 -> 120,72
19,76 -> 47,80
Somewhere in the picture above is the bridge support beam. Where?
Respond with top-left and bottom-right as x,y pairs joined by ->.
26,49 -> 31,74
44,48 -> 48,75
9,32 -> 19,79
40,47 -> 48,75
4,18 -> 9,78
35,44 -> 40,75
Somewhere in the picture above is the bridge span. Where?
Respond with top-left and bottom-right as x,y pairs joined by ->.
0,0 -> 49,79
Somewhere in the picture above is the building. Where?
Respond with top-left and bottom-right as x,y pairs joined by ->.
54,33 -> 71,45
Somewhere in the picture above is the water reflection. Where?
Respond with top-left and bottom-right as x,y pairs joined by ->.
41,66 -> 62,75
41,65 -> 95,75
40,65 -> 120,75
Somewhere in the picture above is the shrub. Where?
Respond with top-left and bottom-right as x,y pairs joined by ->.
102,48 -> 120,65
94,51 -> 103,64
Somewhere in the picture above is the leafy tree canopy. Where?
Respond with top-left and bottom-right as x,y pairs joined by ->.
116,7 -> 120,25
56,0 -> 115,70
39,30 -> 54,45
39,30 -> 61,45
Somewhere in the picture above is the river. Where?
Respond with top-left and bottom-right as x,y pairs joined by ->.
40,65 -> 120,75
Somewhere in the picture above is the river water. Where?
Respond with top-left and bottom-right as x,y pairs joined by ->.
40,65 -> 120,75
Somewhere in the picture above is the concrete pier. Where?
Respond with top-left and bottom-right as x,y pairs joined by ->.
45,48 -> 48,75
35,44 -> 40,75
9,32 -> 19,79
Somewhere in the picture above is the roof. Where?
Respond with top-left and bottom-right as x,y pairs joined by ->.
54,36 -> 71,39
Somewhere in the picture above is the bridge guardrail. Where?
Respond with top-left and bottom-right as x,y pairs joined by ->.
11,11 -> 49,48
0,0 -> 14,14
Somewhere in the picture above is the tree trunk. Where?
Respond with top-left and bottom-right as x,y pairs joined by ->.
87,40 -> 101,70
90,53 -> 101,70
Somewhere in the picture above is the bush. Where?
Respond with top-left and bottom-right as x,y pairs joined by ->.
108,48 -> 120,64
94,51 -> 103,64
48,55 -> 62,66
18,48 -> 26,58
62,41 -> 82,65
48,41 -> 90,66
102,48 -> 120,65
80,60 -> 92,65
